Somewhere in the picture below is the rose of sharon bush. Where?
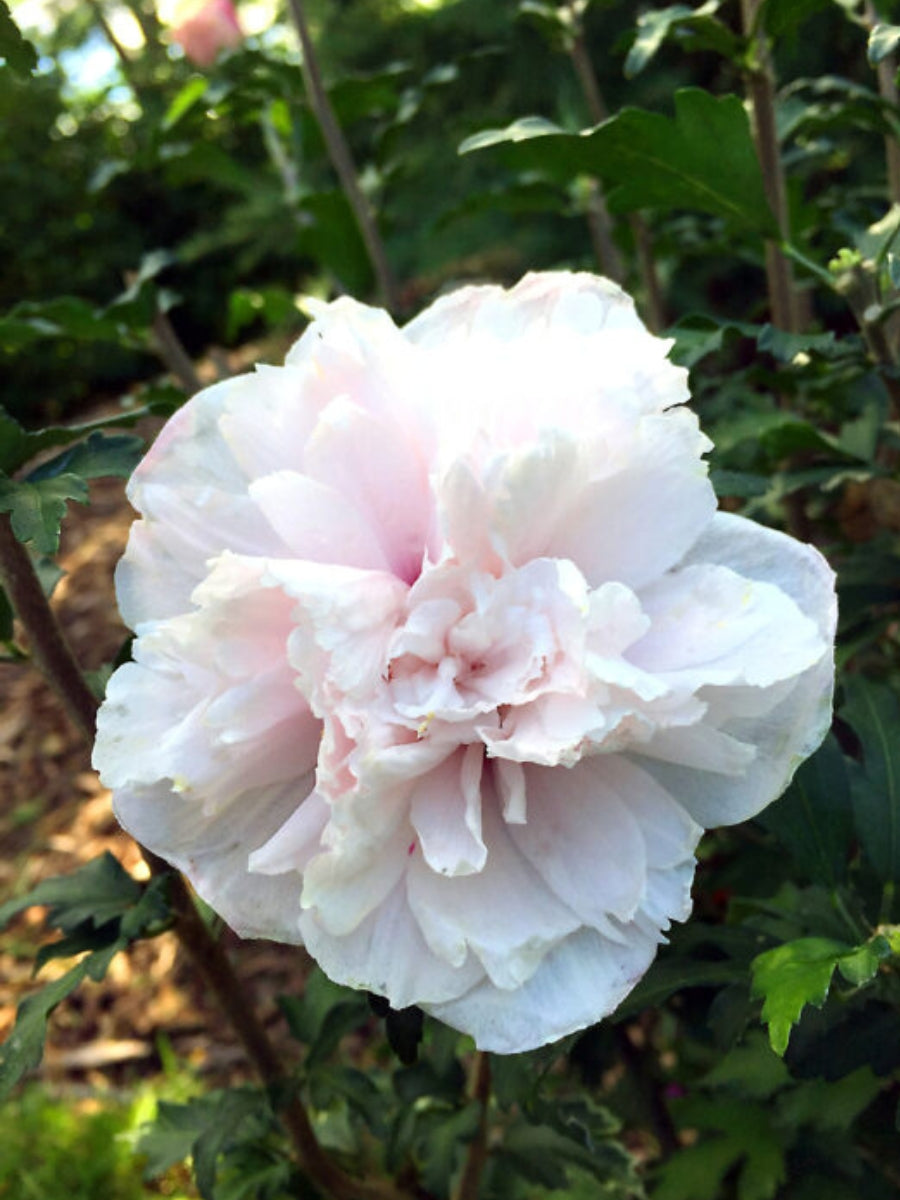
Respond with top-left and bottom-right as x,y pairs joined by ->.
93,273 -> 836,1053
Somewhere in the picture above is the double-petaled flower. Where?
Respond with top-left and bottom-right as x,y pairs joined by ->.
94,273 -> 835,1052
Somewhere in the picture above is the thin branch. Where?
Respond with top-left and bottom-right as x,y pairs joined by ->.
865,1 -> 900,206
0,515 -> 99,740
151,310 -> 203,394
567,13 -> 665,329
285,0 -> 399,314
740,0 -> 799,334
453,1052 -> 492,1200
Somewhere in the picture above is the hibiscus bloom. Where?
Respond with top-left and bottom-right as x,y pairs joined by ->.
168,0 -> 242,67
93,273 -> 836,1053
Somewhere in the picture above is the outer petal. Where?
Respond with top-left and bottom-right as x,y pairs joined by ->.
428,924 -> 660,1054
633,512 -> 836,827
299,881 -> 485,1009
112,777 -> 317,942
406,790 -> 580,987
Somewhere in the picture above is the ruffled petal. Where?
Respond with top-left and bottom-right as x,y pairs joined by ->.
407,789 -> 579,987
428,924 -> 660,1054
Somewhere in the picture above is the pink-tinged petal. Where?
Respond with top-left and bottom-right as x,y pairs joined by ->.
262,558 -> 406,704
410,745 -> 486,876
248,790 -> 330,876
495,758 -> 526,823
299,882 -> 484,1009
111,777 -> 314,942
631,563 -> 825,687
301,825 -> 410,937
115,521 -> 199,629
428,924 -> 660,1053
407,792 -> 579,986
218,364 -> 329,479
303,397 -> 432,583
547,409 -> 716,588
509,759 -> 648,933
631,512 -> 837,828
637,725 -> 757,775
248,471 -> 388,571
437,459 -> 506,573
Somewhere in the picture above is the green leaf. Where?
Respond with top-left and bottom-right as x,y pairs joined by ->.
840,677 -> 900,886
868,24 -> 900,67
759,0 -> 832,39
624,2 -> 739,79
0,0 -> 37,77
0,959 -> 91,1099
0,405 -> 148,476
27,432 -> 144,485
0,853 -> 142,933
756,735 -> 854,887
752,938 -> 851,1055
0,473 -> 88,554
461,90 -> 778,237
658,1098 -> 786,1200
162,75 -> 210,130
279,967 -> 370,1066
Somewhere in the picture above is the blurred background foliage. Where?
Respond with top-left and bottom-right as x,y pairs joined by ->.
5,1 -> 900,1198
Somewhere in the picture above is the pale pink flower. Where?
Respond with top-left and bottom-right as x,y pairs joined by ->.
93,273 -> 836,1053
169,0 -> 242,67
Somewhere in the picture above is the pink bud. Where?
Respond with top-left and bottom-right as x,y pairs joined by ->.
170,0 -> 242,68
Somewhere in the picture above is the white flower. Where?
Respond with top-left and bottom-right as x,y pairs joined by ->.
93,272 -> 836,1053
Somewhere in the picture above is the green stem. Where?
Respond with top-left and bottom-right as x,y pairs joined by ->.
285,0 -> 399,314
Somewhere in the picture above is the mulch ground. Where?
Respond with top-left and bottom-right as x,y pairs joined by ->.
0,421 -> 311,1100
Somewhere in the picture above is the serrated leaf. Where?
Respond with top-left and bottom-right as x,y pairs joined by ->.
0,0 -> 37,76
624,2 -> 739,79
0,959 -> 91,1099
839,677 -> 900,886
461,90 -> 778,237
868,24 -> 900,67
0,852 -> 142,933
751,937 -> 850,1055
659,1099 -> 786,1200
279,967 -> 370,1066
0,473 -> 87,554
27,432 -> 144,485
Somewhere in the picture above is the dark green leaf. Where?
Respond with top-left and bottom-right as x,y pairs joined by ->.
0,473 -> 88,554
0,960 -> 91,1099
27,432 -> 144,485
658,1098 -> 786,1200
279,967 -> 370,1066
0,405 -> 148,476
756,735 -> 854,886
0,852 -> 142,934
0,1 -> 37,76
760,0 -> 832,39
624,2 -> 739,79
461,90 -> 778,237
868,24 -> 900,67
840,677 -> 900,886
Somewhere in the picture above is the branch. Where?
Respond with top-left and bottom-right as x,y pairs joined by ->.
453,1051 -> 492,1200
0,515 -> 99,739
567,15 -> 665,329
285,0 -> 400,314
865,1 -> 900,206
